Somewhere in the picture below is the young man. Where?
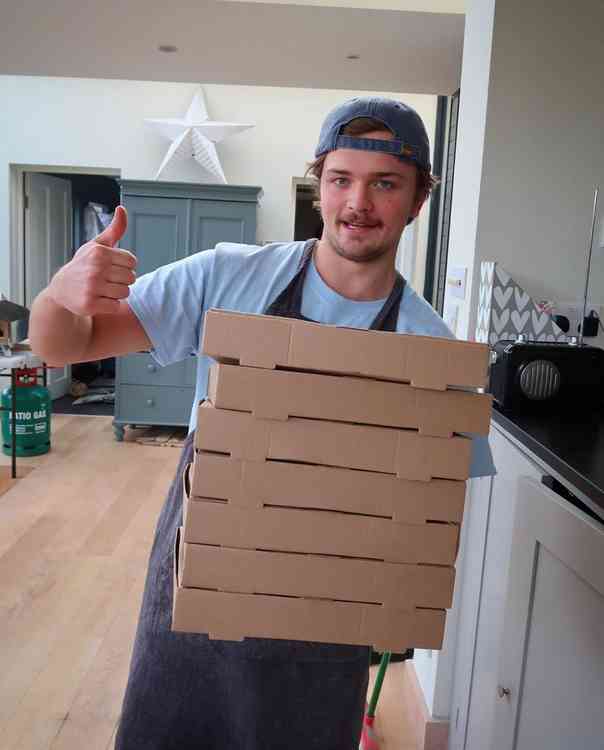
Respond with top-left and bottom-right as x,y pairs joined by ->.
30,97 -> 495,749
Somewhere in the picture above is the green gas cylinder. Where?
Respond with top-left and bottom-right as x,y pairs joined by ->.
2,368 -> 51,456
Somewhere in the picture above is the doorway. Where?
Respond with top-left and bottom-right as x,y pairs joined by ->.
10,165 -> 120,411
292,179 -> 323,241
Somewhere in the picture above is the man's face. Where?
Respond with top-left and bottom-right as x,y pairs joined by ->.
318,131 -> 425,264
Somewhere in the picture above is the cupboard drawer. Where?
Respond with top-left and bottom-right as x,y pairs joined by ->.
118,353 -> 196,387
115,385 -> 194,426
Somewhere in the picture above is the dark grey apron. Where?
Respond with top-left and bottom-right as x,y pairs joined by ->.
115,241 -> 405,749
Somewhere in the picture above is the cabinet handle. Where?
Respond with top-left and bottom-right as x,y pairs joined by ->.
147,364 -> 157,373
497,685 -> 511,699
146,398 -> 155,407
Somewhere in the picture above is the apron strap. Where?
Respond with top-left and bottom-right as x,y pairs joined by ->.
264,240 -> 316,319
264,239 -> 406,332
369,273 -> 405,332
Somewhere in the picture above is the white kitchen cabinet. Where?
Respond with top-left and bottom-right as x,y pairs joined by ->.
449,425 -> 542,750
491,476 -> 604,750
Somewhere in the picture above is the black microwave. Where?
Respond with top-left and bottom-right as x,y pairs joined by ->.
488,338 -> 604,412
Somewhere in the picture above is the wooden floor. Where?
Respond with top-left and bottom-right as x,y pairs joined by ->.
0,415 -> 424,750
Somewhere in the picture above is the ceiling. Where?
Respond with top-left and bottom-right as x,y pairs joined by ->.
1,0 -> 465,94
220,0 -> 464,11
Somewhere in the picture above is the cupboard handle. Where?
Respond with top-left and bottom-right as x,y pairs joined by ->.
497,686 -> 511,699
146,399 -> 155,407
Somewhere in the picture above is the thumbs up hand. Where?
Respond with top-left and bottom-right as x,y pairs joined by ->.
48,206 -> 137,316
95,204 -> 129,249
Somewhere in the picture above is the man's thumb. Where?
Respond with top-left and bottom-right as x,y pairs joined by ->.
96,205 -> 128,248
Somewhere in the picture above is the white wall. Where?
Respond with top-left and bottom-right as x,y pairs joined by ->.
411,0 -> 498,719
0,76 -> 437,298
430,0 -> 604,729
446,0 -> 604,342
442,0 -> 496,341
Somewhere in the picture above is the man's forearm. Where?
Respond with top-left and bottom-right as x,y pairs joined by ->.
29,290 -> 93,366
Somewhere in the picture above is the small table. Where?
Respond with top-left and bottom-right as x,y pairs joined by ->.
0,352 -> 46,479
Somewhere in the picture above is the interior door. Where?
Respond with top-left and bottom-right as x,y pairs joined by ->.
24,172 -> 73,399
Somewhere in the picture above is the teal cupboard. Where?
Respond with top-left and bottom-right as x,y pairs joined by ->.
113,180 -> 261,441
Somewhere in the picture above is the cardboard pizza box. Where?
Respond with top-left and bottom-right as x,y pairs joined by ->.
207,362 -> 492,437
195,401 -> 473,482
178,535 -> 456,610
182,465 -> 459,566
172,528 -> 448,651
201,309 -> 489,391
190,452 -> 466,524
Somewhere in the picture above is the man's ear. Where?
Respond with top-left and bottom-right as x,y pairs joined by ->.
411,190 -> 428,219
405,191 -> 428,226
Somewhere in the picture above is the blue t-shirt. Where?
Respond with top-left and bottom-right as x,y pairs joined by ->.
127,240 -> 496,477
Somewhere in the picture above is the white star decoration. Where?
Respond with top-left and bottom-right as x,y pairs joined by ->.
145,87 -> 254,183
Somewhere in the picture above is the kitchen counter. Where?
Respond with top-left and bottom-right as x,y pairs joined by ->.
491,403 -> 604,520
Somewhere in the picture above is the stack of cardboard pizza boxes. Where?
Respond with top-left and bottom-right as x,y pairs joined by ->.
172,309 -> 492,651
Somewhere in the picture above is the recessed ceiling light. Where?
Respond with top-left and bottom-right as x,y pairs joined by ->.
346,54 -> 360,60
158,45 -> 178,53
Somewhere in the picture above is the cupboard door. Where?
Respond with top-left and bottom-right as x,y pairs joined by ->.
190,200 -> 256,253
121,196 -> 189,273
491,478 -> 604,750
451,427 -> 541,750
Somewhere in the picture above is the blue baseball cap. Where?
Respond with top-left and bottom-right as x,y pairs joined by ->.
315,97 -> 431,172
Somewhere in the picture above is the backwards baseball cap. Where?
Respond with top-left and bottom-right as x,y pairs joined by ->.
315,96 -> 431,172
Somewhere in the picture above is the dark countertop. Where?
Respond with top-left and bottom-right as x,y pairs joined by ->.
491,403 -> 604,519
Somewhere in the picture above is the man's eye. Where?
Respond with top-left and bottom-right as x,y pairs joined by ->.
375,180 -> 394,190
333,177 -> 349,186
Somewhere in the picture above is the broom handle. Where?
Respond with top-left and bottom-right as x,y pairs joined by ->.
367,651 -> 391,718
